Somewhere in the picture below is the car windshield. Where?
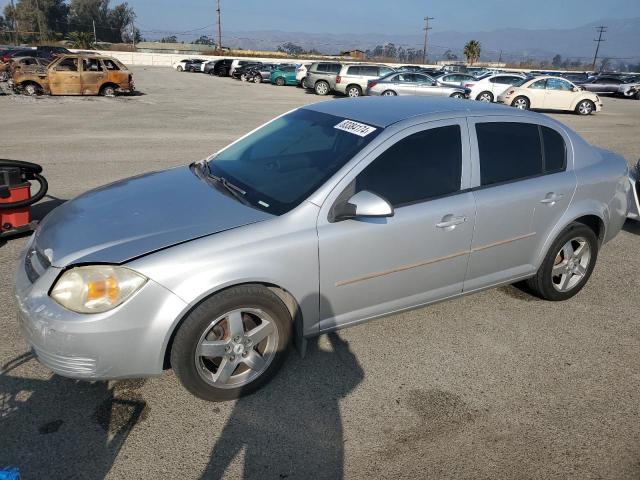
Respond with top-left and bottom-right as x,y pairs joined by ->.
208,109 -> 382,215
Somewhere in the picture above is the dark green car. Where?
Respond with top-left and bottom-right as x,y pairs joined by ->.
270,66 -> 298,86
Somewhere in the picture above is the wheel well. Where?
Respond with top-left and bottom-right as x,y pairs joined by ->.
21,80 -> 42,89
347,83 -> 362,92
573,215 -> 605,245
162,282 -> 302,369
100,82 -> 118,92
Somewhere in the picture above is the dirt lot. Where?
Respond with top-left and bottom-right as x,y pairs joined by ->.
0,66 -> 639,480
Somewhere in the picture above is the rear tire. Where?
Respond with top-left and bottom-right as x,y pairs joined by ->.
23,82 -> 41,96
253,74 -> 262,84
177,66 -> 183,72
301,77 -> 308,89
315,80 -> 330,96
346,84 -> 362,97
449,92 -> 464,99
525,223 -> 598,301
476,91 -> 493,102
171,285 -> 292,402
275,77 -> 285,86
100,85 -> 116,97
511,96 -> 530,110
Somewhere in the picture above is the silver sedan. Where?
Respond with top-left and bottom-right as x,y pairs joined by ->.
366,72 -> 469,98
15,97 -> 630,401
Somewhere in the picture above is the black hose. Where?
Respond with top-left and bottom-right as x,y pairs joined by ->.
0,159 -> 48,210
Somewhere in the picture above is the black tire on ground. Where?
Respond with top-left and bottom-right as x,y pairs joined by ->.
449,92 -> 464,99
315,80 -> 330,96
381,90 -> 397,96
476,91 -> 494,102
301,78 -> 308,89
177,66 -> 183,72
100,85 -> 116,97
511,96 -> 530,110
275,77 -> 285,86
346,84 -> 362,97
525,223 -> 599,301
575,99 -> 596,115
253,74 -> 262,84
170,285 -> 292,401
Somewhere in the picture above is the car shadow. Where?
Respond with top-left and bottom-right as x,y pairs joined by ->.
200,295 -> 364,479
0,352 -> 148,479
622,218 -> 640,236
30,195 -> 66,221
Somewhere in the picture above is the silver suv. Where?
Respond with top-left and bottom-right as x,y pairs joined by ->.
335,64 -> 396,97
305,62 -> 343,96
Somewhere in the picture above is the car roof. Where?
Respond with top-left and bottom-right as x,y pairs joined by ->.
302,97 -> 514,128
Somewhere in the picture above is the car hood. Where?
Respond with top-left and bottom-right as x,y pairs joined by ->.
33,166 -> 274,268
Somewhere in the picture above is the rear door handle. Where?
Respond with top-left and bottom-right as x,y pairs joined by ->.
540,193 -> 564,205
436,215 -> 467,229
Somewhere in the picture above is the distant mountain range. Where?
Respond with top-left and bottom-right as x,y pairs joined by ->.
216,17 -> 639,63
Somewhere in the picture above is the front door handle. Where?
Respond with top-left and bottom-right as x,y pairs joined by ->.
540,193 -> 564,205
436,215 -> 467,229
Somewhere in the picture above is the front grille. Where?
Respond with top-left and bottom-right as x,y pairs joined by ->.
24,247 -> 50,283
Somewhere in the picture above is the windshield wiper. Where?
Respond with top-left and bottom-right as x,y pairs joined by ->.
198,161 -> 251,206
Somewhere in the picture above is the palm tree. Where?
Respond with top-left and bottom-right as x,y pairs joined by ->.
463,40 -> 481,65
67,31 -> 95,49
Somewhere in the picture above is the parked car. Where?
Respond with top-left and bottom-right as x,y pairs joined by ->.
229,59 -> 255,77
296,63 -> 312,88
465,73 -> 528,102
14,97 -> 629,401
366,72 -> 468,98
560,72 -> 590,83
1,56 -> 48,81
435,72 -> 476,88
497,76 -> 602,115
305,62 -> 343,96
334,63 -> 396,97
270,65 -> 297,86
232,62 -> 262,80
174,58 -> 197,72
579,75 -> 640,100
209,59 -> 233,76
1,48 -> 34,64
36,45 -> 70,59
628,160 -> 640,221
10,54 -> 134,96
418,68 -> 445,77
398,65 -> 423,72
618,77 -> 640,100
184,59 -> 206,73
245,63 -> 278,83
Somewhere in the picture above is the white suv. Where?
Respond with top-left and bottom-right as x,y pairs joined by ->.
466,73 -> 527,102
334,64 -> 396,97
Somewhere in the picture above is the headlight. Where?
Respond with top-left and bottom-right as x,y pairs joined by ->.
50,265 -> 147,313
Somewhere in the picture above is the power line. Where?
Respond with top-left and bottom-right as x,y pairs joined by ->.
422,16 -> 433,64
592,25 -> 606,71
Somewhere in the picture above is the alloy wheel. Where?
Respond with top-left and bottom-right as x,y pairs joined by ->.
194,308 -> 279,389
478,92 -> 492,102
315,82 -> 329,95
513,98 -> 528,109
551,236 -> 591,292
578,101 -> 593,115
347,87 -> 361,97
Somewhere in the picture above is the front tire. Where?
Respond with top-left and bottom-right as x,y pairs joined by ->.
177,66 -> 183,72
253,74 -> 262,84
576,99 -> 595,115
301,77 -> 308,89
449,92 -> 464,99
23,82 -> 41,96
525,223 -> 598,301
382,90 -> 397,96
100,85 -> 116,97
275,77 -> 285,86
171,285 -> 292,401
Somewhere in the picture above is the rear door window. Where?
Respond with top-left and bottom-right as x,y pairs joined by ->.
346,66 -> 361,75
356,125 -> 462,207
476,122 -> 543,186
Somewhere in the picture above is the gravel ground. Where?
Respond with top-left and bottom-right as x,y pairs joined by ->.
0,66 -> 639,480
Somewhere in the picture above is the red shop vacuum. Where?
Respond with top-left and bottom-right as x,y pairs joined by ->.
0,160 -> 48,239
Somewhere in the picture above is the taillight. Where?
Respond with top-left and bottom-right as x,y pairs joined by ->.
336,75 -> 342,84
464,83 -> 475,88
506,89 -> 515,95
367,80 -> 378,89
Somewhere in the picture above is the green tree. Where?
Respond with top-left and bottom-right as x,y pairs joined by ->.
443,49 -> 458,60
160,35 -> 178,43
552,54 -> 562,68
463,40 -> 481,65
67,30 -> 95,48
68,0 -> 135,43
193,35 -> 215,46
3,0 -> 68,42
277,42 -> 305,55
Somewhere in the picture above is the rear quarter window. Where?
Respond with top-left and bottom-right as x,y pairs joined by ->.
542,127 -> 567,173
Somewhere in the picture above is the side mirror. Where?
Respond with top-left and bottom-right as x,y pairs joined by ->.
334,190 -> 394,221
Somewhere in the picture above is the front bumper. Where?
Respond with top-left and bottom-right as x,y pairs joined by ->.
14,241 -> 188,380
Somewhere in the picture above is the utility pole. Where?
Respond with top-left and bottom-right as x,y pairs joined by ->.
422,16 -> 434,64
216,0 -> 222,50
498,49 -> 503,64
592,25 -> 606,71
93,20 -> 97,45
9,0 -> 17,45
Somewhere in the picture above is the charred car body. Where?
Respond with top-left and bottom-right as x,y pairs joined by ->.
10,54 -> 134,96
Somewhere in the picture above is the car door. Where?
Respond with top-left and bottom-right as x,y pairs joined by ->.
414,74 -> 443,96
543,78 -> 577,110
491,75 -> 523,96
464,118 -> 576,292
394,73 -> 417,95
525,78 -> 548,108
80,57 -> 105,94
48,57 -> 81,95
317,120 -> 475,330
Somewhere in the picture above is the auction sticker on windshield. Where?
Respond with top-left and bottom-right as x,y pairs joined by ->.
334,120 -> 377,137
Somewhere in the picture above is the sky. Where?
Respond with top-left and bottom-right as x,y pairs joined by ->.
3,0 -> 640,37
